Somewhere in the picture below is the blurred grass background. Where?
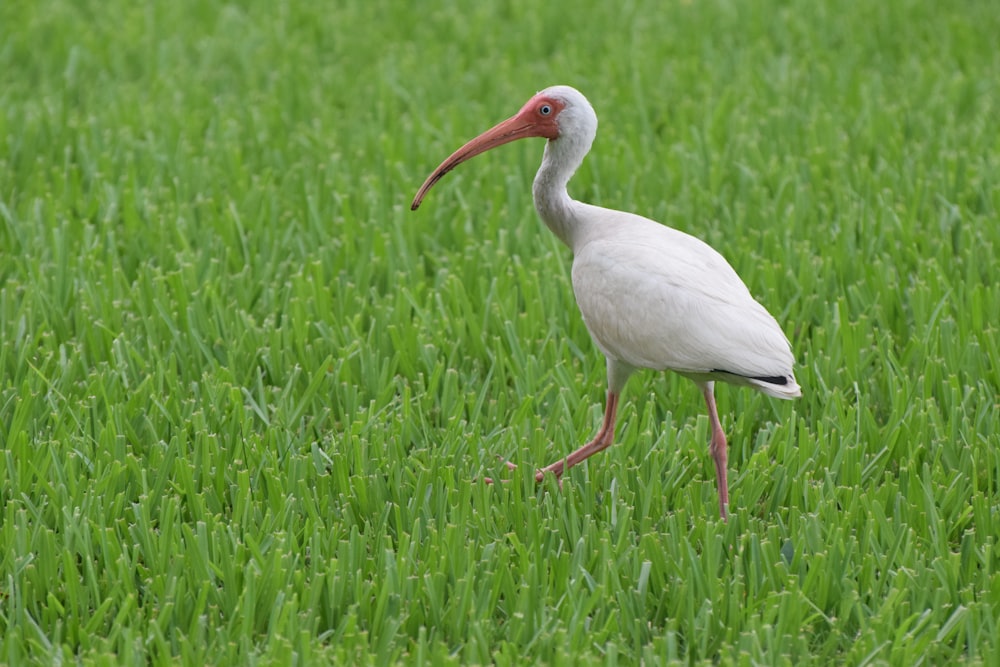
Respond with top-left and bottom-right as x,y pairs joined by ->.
1,0 -> 998,663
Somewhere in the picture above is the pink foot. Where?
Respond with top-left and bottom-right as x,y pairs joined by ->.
482,459 -> 518,485
483,460 -> 561,487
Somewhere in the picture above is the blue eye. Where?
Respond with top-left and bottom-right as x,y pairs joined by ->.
539,104 -> 552,116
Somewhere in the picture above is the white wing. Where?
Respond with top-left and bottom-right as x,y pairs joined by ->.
570,207 -> 798,396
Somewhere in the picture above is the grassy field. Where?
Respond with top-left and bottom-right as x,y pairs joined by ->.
2,0 -> 999,663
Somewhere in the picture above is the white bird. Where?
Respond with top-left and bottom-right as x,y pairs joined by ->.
411,85 -> 800,520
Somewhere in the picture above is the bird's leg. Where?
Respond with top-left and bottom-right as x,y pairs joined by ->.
483,391 -> 619,485
535,391 -> 619,482
701,382 -> 729,521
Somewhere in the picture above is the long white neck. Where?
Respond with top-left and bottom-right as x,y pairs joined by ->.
532,131 -> 594,249
531,143 -> 578,247
526,86 -> 599,250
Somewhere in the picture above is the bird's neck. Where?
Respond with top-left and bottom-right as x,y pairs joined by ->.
532,141 -> 584,249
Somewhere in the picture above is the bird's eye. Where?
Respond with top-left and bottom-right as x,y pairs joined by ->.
539,104 -> 552,116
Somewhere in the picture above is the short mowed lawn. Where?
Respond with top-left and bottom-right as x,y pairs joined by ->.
1,0 -> 998,664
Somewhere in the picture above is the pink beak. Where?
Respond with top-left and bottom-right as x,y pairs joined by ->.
411,98 -> 561,210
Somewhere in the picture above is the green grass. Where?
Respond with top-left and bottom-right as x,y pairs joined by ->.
2,0 -> 999,663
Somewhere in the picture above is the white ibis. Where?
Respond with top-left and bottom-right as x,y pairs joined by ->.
411,86 -> 800,519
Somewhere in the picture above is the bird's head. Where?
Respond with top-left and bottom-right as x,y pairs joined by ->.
411,85 -> 597,210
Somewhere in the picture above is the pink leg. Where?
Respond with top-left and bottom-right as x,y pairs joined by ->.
483,392 -> 620,484
535,392 -> 619,482
701,383 -> 729,521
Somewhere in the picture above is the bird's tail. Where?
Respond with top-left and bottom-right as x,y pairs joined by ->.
746,374 -> 802,400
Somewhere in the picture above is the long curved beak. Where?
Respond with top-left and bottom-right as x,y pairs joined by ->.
411,113 -> 552,210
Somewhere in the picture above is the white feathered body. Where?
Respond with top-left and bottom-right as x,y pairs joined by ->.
523,86 -> 800,401
563,202 -> 800,399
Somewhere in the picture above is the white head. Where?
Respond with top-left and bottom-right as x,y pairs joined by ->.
411,85 -> 599,210
532,85 -> 598,169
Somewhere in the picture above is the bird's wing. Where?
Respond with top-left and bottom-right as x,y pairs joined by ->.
571,222 -> 795,381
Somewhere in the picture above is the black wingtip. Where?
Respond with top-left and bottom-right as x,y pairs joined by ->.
750,374 -> 789,385
711,370 -> 789,385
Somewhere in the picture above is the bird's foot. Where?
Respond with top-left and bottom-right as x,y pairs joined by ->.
482,459 -> 518,485
482,458 -> 562,489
